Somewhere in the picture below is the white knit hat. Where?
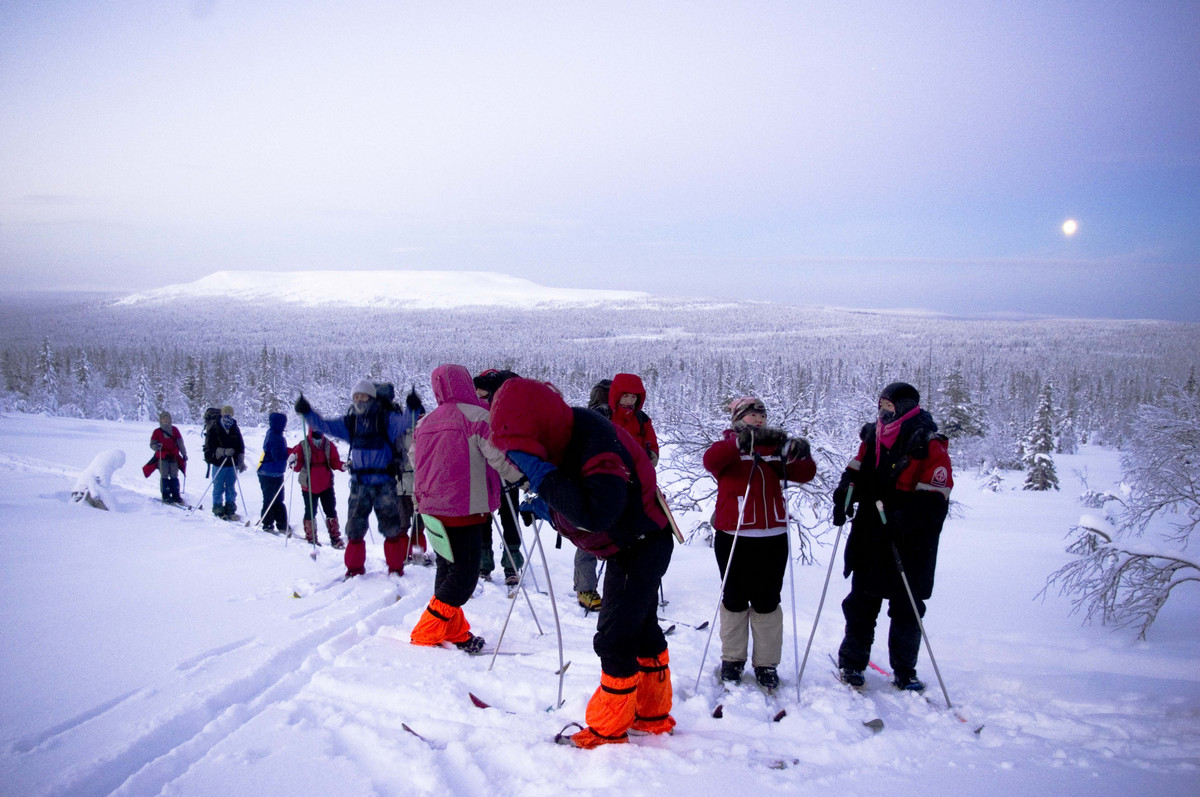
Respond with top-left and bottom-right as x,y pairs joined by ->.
352,380 -> 377,398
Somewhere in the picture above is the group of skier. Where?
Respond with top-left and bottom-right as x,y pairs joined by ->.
145,370 -> 952,749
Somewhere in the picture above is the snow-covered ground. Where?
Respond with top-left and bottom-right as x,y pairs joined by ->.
1,413 -> 1197,796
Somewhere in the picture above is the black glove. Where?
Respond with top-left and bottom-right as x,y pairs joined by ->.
781,437 -> 810,461
294,394 -> 311,415
831,472 -> 855,526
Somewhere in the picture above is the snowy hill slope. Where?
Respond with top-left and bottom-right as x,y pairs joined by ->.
1,414 -> 1198,796
112,270 -> 651,310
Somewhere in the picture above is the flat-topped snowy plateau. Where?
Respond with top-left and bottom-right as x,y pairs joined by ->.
112,270 -> 651,310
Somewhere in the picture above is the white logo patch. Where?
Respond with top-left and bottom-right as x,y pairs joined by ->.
931,466 -> 949,487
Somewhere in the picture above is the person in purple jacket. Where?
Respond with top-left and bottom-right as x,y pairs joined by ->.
409,364 -> 523,653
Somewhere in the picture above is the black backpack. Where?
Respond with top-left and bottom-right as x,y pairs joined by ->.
202,407 -> 221,476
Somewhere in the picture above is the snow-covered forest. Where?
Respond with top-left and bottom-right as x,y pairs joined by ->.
4,291 -> 1196,464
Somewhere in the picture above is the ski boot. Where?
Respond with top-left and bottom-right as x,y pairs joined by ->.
720,660 -> 745,684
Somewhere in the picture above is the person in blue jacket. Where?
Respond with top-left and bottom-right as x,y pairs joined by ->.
295,380 -> 413,578
256,411 -> 290,532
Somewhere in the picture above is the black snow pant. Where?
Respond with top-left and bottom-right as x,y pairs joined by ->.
714,530 -> 788,614
433,520 -> 485,608
594,528 -> 674,679
258,474 -> 287,531
837,577 -> 925,680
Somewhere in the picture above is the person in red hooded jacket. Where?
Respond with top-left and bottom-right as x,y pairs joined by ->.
489,378 -> 675,749
608,373 -> 659,466
703,397 -> 816,690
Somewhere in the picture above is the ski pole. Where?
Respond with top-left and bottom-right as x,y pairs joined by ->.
285,468 -> 297,547
797,484 -> 852,690
250,476 -> 288,529
695,453 -> 760,692
489,526 -> 546,670
503,489 -> 542,594
232,461 -> 251,519
878,500 -> 954,710
495,515 -> 542,629
782,475 -> 803,704
192,464 -> 216,511
529,515 -> 568,709
303,421 -> 317,558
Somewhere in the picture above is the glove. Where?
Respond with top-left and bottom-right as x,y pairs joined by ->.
294,394 -> 312,415
831,473 -> 855,527
506,451 -> 557,493
519,496 -> 553,525
287,453 -> 297,468
237,463 -> 247,473
780,437 -> 810,461
151,442 -> 162,451
736,427 -> 756,453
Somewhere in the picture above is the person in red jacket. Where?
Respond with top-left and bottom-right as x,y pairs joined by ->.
703,397 -> 816,689
147,411 -> 188,504
290,429 -> 345,549
608,373 -> 659,466
489,378 -> 675,749
832,382 -> 953,693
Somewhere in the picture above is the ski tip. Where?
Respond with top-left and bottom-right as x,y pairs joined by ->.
291,591 -> 301,599
468,692 -> 490,709
664,624 -> 676,636
695,620 -> 709,631
772,709 -> 787,723
863,718 -> 885,733
711,704 -> 724,719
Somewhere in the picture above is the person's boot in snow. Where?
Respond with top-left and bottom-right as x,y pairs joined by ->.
326,517 -> 344,549
568,671 -> 639,748
754,666 -> 780,690
384,535 -> 408,576
839,667 -> 866,688
720,660 -> 745,683
344,539 -> 366,578
303,519 -> 316,545
454,634 -> 486,654
893,673 -> 926,692
630,650 -> 676,736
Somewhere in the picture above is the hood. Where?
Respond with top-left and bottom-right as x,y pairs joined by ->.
588,379 -> 612,412
609,373 -> 646,412
431,364 -> 486,408
488,378 -> 575,464
268,412 -> 288,432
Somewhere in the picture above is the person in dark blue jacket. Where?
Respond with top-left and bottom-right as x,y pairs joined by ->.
295,380 -> 412,578
256,411 -> 290,532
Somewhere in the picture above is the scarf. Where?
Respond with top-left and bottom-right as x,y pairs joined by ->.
875,406 -> 922,464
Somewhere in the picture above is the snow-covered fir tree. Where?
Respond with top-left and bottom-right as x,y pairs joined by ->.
938,367 -> 985,439
1023,382 -> 1060,491
135,366 -> 154,423
34,337 -> 58,413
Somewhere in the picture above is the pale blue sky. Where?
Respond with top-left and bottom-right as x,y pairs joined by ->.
1,1 -> 1197,320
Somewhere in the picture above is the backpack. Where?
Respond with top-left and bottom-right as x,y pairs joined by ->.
202,407 -> 221,476
344,383 -> 403,478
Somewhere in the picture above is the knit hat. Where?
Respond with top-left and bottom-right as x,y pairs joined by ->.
729,397 -> 766,423
879,382 -> 920,416
159,411 -> 172,423
220,405 -> 234,416
352,379 -> 377,399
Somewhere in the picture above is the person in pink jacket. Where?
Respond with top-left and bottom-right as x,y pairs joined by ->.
409,364 -> 523,653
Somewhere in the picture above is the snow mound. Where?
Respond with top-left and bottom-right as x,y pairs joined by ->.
113,270 -> 651,310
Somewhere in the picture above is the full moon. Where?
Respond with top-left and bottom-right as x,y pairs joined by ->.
1062,219 -> 1078,236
